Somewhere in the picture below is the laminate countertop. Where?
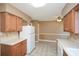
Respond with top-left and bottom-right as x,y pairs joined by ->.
57,39 -> 79,56
0,38 -> 26,45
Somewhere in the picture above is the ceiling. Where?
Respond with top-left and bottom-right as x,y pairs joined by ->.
11,3 -> 66,21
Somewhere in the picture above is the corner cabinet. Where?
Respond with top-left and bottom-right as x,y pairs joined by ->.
0,12 -> 22,32
63,4 -> 79,34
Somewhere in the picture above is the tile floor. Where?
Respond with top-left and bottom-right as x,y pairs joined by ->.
28,41 -> 57,56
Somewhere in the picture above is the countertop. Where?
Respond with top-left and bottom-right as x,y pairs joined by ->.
0,38 -> 26,46
57,39 -> 79,56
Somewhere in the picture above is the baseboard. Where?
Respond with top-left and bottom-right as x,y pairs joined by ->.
39,39 -> 56,42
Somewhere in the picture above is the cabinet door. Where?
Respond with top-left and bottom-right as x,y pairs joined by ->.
64,10 -> 75,32
68,10 -> 75,32
21,40 -> 26,56
0,13 -> 6,32
67,12 -> 71,32
13,40 -> 26,56
75,11 -> 79,33
5,13 -> 17,32
64,15 -> 69,31
11,43 -> 22,56
15,44 -> 22,56
16,17 -> 22,31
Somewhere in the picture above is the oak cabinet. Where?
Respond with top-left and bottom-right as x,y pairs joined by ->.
16,17 -> 22,31
63,4 -> 79,33
64,10 -> 75,32
1,40 -> 27,56
0,12 -> 22,32
64,13 -> 69,32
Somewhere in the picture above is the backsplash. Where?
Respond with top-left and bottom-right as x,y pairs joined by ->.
69,33 -> 79,40
0,32 -> 19,40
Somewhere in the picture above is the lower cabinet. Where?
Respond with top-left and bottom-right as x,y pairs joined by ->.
57,40 -> 63,56
1,40 -> 27,56
57,40 -> 68,56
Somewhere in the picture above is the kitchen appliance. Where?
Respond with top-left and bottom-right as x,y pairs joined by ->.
20,25 -> 35,54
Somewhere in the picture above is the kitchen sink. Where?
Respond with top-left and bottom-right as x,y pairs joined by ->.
66,48 -> 79,56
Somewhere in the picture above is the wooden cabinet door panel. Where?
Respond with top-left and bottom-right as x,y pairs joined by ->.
0,13 -> 6,31
13,44 -> 22,56
16,17 -> 22,31
10,14 -> 16,31
75,12 -> 79,33
5,13 -> 11,31
64,15 -> 69,31
5,13 -> 16,31
21,40 -> 26,56
64,10 -> 75,32
67,11 -> 71,32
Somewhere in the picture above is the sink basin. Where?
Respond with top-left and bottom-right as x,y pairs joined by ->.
66,48 -> 79,56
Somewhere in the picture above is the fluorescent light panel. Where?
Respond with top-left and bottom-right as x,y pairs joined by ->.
31,3 -> 46,8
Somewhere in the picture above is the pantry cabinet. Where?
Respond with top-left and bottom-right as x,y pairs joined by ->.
63,4 -> 79,33
1,40 -> 27,56
0,12 -> 22,32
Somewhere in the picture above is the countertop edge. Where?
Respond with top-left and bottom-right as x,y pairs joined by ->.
0,39 -> 26,46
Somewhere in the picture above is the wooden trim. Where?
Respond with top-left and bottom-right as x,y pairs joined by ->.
39,39 -> 56,42
0,12 -> 23,20
39,33 -> 69,35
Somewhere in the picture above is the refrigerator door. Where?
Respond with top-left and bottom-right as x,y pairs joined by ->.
20,26 -> 35,54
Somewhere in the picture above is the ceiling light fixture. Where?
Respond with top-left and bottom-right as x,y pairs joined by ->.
31,3 -> 46,8
57,16 -> 62,22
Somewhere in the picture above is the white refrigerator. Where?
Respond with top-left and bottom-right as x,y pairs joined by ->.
20,25 -> 35,54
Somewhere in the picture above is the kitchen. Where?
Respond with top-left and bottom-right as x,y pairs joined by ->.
0,3 -> 79,56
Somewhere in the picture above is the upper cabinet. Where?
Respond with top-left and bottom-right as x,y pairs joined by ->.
0,12 -> 22,32
63,4 -> 79,34
16,17 -> 22,31
64,10 -> 75,32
